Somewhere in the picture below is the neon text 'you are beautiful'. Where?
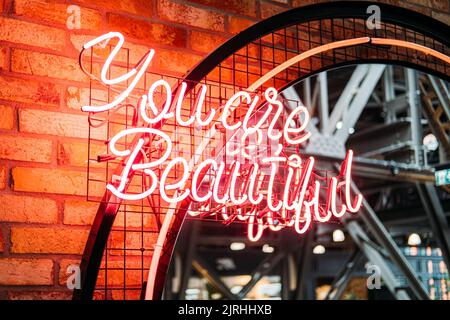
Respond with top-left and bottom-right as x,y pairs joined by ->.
81,32 -> 363,241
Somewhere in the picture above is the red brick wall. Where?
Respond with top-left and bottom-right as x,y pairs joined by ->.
0,0 -> 448,300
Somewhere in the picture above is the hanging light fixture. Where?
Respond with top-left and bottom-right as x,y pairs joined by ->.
313,245 -> 326,254
332,229 -> 345,242
408,233 -> 422,246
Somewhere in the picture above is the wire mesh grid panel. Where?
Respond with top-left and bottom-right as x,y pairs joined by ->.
79,16 -> 449,300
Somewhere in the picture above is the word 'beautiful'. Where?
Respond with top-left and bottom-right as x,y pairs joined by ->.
81,32 -> 363,241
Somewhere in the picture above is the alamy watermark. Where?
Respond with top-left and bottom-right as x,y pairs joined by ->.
366,5 -> 381,30
66,264 -> 81,290
66,5 -> 81,30
366,263 -> 381,290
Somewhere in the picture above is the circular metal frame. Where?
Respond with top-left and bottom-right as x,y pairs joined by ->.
74,1 -> 450,300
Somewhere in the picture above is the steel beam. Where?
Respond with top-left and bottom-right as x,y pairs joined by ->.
385,95 -> 408,115
351,164 -> 434,183
192,254 -> 238,300
294,227 -> 314,300
416,182 -> 450,270
347,177 -> 430,300
348,120 -> 413,158
335,65 -> 386,142
344,220 -> 411,300
303,77 -> 312,111
406,68 -> 424,165
383,65 -> 397,123
324,249 -> 364,300
428,74 -> 450,119
308,152 -> 435,183
282,253 -> 291,300
283,86 -> 319,135
383,65 -> 395,110
318,72 -> 329,132
236,251 -> 284,299
326,65 -> 371,135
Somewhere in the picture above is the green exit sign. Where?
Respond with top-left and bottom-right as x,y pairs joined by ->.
435,169 -> 450,186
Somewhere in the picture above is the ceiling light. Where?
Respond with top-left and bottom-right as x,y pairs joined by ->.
262,244 -> 275,253
185,288 -> 199,295
408,233 -> 421,246
211,293 -> 222,300
336,121 -> 343,129
216,258 -> 236,271
231,285 -> 243,294
230,242 -> 245,251
423,133 -> 439,151
313,245 -> 326,254
332,229 -> 345,242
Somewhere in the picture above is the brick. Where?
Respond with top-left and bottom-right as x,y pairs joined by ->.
0,135 -> 52,163
59,259 -> 80,285
70,35 -> 151,65
97,258 -> 149,287
188,0 -> 257,17
154,49 -> 202,75
92,291 -> 106,300
260,1 -> 287,19
9,291 -> 72,300
0,165 -> 5,190
12,166 -> 93,196
111,289 -> 141,300
65,201 -> 156,228
0,46 -> 6,71
0,194 -> 57,223
114,206 -> 156,229
228,16 -> 255,34
63,200 -> 97,225
65,86 -> 108,111
109,230 -> 158,251
74,0 -> 152,17
19,109 -> 106,140
0,105 -> 15,130
0,17 -> 66,51
407,0 -> 431,5
432,11 -> 450,25
11,49 -> 88,82
57,141 -> 106,167
0,229 -> 3,253
14,0 -> 102,30
0,75 -> 60,106
157,0 -> 225,32
399,1 -> 432,15
430,0 -> 449,11
292,0 -> 322,7
189,31 -> 229,53
10,227 -> 89,254
0,258 -> 53,285
108,14 -> 187,48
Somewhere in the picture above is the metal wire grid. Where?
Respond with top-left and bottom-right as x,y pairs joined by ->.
82,18 -> 449,299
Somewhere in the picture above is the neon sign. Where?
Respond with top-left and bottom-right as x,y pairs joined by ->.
81,32 -> 363,242
79,31 -> 450,300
